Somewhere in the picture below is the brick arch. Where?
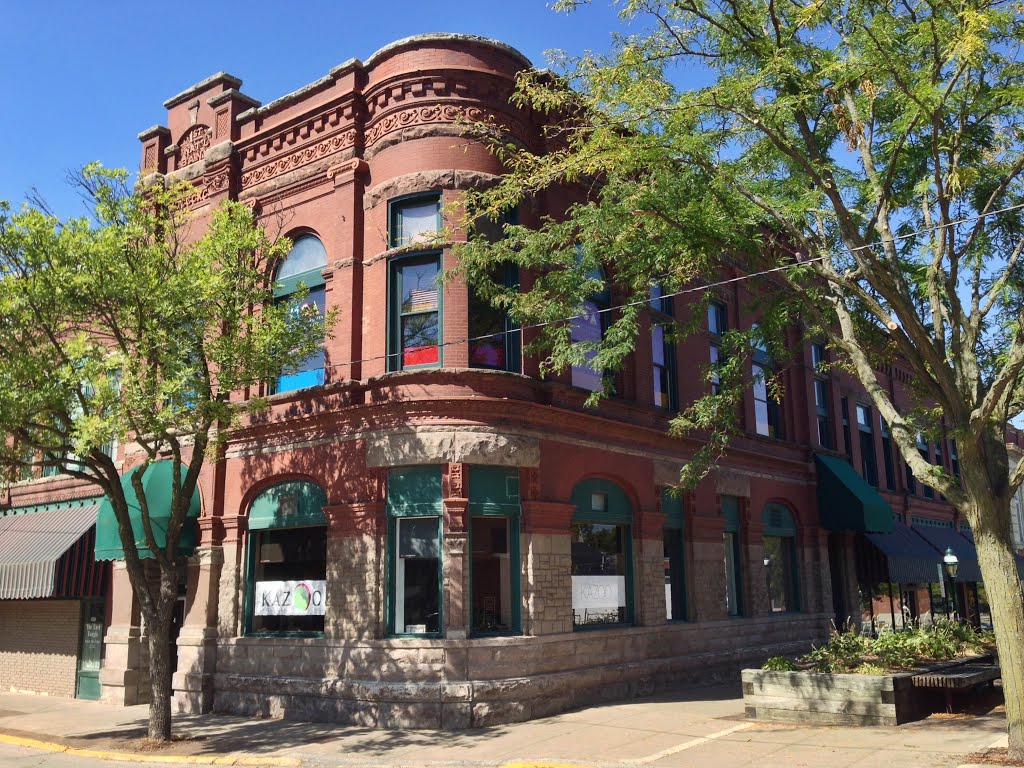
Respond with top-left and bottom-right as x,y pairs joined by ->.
568,473 -> 642,524
237,472 -> 327,519
762,497 -> 802,530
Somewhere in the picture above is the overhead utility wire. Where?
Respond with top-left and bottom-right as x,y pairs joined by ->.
318,201 -> 1024,372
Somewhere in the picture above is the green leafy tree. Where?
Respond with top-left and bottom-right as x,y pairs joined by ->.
456,0 -> 1024,754
0,166 -> 332,740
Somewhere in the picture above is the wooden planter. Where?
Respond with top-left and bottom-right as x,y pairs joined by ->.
741,668 -> 922,726
742,655 -> 996,727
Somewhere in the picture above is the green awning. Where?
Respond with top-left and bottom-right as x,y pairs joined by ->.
95,461 -> 200,560
815,454 -> 894,533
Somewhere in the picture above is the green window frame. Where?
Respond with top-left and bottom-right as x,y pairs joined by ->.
272,234 -> 328,394
650,287 -> 677,411
662,489 -> 688,621
389,193 -> 442,249
468,466 -> 522,635
386,466 -> 444,637
469,263 -> 521,373
762,503 -> 800,613
388,253 -> 443,371
244,481 -> 328,637
570,478 -> 634,629
722,495 -> 744,616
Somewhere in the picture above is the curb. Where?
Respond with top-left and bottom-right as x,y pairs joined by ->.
0,733 -> 301,766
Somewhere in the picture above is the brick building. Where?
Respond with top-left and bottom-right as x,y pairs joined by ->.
0,33 -> 999,725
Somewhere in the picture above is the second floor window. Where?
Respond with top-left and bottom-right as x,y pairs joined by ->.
917,433 -> 934,499
390,194 -> 440,248
650,286 -> 677,410
272,234 -> 328,394
751,329 -> 782,438
389,255 -> 441,370
570,263 -> 610,392
880,417 -> 896,490
708,301 -> 727,395
856,404 -> 878,487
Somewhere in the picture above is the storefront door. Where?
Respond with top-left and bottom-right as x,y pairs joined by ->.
76,598 -> 104,700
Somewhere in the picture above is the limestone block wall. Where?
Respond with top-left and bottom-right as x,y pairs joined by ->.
636,537 -> 669,625
0,600 -> 80,697
520,533 -> 572,635
326,534 -> 382,640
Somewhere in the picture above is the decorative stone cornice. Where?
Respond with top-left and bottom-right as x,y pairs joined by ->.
164,72 -> 243,109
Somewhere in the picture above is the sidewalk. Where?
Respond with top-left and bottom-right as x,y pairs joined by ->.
0,684 -> 1009,767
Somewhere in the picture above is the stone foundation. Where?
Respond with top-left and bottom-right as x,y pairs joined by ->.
211,614 -> 829,728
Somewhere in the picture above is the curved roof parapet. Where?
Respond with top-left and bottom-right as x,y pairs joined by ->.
364,33 -> 532,69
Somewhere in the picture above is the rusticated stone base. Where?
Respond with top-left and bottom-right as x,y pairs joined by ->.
211,614 -> 829,728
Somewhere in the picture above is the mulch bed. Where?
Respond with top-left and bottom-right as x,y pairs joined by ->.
965,748 -> 1024,766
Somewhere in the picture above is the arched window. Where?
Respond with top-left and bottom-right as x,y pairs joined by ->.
570,478 -> 633,627
273,235 -> 328,393
571,263 -> 610,392
245,480 -> 328,635
762,503 -> 799,613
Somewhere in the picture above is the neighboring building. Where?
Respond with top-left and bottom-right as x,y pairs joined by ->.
0,33 -> 1001,726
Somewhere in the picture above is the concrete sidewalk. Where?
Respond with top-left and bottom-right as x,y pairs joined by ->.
0,684 -> 1009,767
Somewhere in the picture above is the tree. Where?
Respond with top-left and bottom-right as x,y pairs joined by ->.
0,166 -> 331,740
455,0 -> 1024,756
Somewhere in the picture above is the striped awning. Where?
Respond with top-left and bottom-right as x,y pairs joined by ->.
0,503 -> 100,599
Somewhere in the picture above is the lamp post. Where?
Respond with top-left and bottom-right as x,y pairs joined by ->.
943,547 -> 959,620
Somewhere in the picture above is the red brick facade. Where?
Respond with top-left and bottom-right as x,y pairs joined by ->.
1,33 -> 978,722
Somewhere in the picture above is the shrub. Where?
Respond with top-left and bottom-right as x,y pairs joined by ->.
762,656 -> 798,671
854,662 -> 887,675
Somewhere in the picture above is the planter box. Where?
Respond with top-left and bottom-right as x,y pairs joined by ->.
741,668 -> 921,726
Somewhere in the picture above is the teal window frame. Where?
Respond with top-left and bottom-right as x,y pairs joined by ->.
243,481 -> 328,638
762,503 -> 800,613
662,489 -> 688,622
570,478 -> 634,629
650,288 -> 677,411
722,495 -> 744,617
389,192 -> 442,249
386,466 -> 444,637
271,234 -> 328,395
468,263 -> 522,373
387,252 -> 443,372
468,466 -> 522,636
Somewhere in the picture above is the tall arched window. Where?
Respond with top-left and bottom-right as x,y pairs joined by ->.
763,503 -> 799,613
273,235 -> 328,393
570,478 -> 634,627
571,264 -> 610,392
245,480 -> 328,635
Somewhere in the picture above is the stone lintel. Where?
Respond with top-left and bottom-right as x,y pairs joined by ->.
138,125 -> 171,142
365,428 -> 540,469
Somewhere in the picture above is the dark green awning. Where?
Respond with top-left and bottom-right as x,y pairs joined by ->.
95,462 -> 200,561
815,454 -> 894,533
863,526 -> 943,584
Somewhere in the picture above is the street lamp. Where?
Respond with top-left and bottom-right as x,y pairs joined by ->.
943,547 -> 959,620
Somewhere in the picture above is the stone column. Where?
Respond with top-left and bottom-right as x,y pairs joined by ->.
173,547 -> 223,714
442,462 -> 470,639
216,516 -> 247,640
635,504 -> 667,626
324,500 -> 385,640
744,501 -> 770,617
689,515 -> 727,621
797,526 -> 832,615
100,561 -> 148,705
520,500 -> 575,636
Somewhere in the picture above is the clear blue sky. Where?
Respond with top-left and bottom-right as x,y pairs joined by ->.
0,0 -> 629,219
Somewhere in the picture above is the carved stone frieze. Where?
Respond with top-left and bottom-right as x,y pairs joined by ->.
364,103 -> 524,148
241,129 -> 357,187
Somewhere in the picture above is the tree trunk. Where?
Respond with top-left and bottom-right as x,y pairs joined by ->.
957,432 -> 1024,761
144,566 -> 179,741
972,496 -> 1024,760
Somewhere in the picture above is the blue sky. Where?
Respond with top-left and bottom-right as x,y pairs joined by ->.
0,1 -> 629,219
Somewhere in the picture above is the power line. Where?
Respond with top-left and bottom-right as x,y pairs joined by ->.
318,201 -> 1024,372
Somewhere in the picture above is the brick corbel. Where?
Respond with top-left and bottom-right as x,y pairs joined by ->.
327,158 -> 369,188
443,498 -> 469,535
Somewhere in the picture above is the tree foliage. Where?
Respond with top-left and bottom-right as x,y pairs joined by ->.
0,165 -> 333,738
456,0 -> 1024,755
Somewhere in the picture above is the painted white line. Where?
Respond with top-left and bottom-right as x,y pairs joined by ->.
625,722 -> 756,764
